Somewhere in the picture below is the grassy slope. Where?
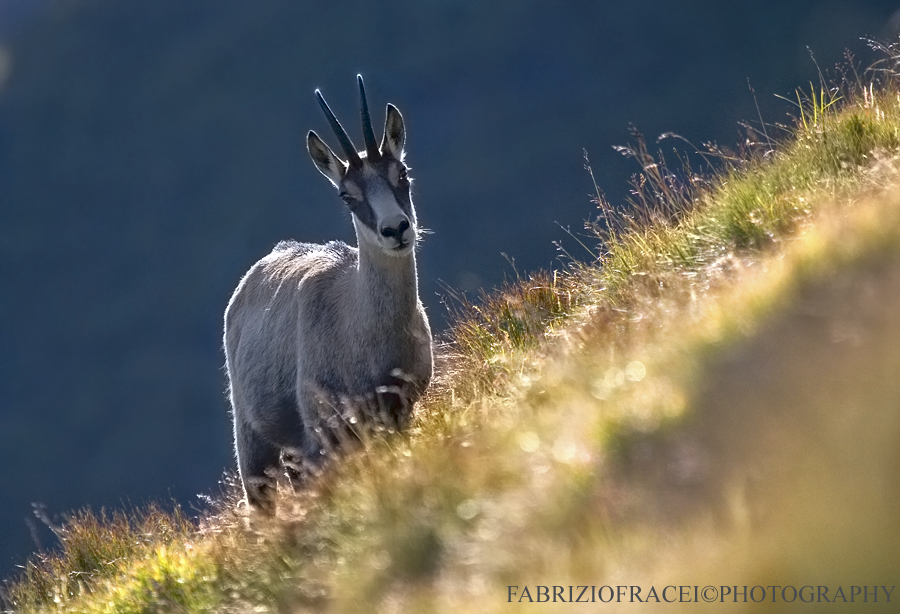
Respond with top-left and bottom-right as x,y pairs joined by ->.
4,63 -> 900,613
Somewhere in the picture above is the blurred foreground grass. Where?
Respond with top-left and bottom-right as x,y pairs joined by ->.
4,47 -> 900,614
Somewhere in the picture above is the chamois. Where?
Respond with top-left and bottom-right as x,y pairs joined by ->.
224,76 -> 433,509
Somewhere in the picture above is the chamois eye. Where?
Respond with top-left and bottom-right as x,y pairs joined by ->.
339,192 -> 353,204
398,168 -> 409,184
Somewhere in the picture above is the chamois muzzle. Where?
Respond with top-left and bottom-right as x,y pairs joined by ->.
379,218 -> 411,240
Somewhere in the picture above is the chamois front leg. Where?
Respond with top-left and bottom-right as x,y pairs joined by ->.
234,416 -> 280,512
374,369 -> 420,431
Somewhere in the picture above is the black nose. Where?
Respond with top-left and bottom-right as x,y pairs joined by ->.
380,219 -> 410,238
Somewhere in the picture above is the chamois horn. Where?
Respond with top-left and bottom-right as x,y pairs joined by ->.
357,75 -> 381,161
316,88 -> 361,165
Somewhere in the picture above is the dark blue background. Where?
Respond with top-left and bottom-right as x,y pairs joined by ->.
1,0 -> 897,572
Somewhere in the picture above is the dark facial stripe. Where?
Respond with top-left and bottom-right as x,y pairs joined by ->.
340,161 -> 413,234
349,197 -> 378,233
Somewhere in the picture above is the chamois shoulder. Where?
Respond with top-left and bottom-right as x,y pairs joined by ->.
270,239 -> 356,264
258,239 -> 357,279
226,240 -> 355,321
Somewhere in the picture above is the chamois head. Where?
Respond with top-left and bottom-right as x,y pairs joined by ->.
307,75 -> 416,257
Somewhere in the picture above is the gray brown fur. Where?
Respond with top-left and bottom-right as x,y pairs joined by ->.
224,77 -> 432,509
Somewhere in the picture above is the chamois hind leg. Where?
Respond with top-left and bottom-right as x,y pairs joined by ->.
234,416 -> 280,512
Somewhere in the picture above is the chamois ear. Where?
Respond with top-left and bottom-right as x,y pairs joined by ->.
381,104 -> 405,161
307,130 -> 346,187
